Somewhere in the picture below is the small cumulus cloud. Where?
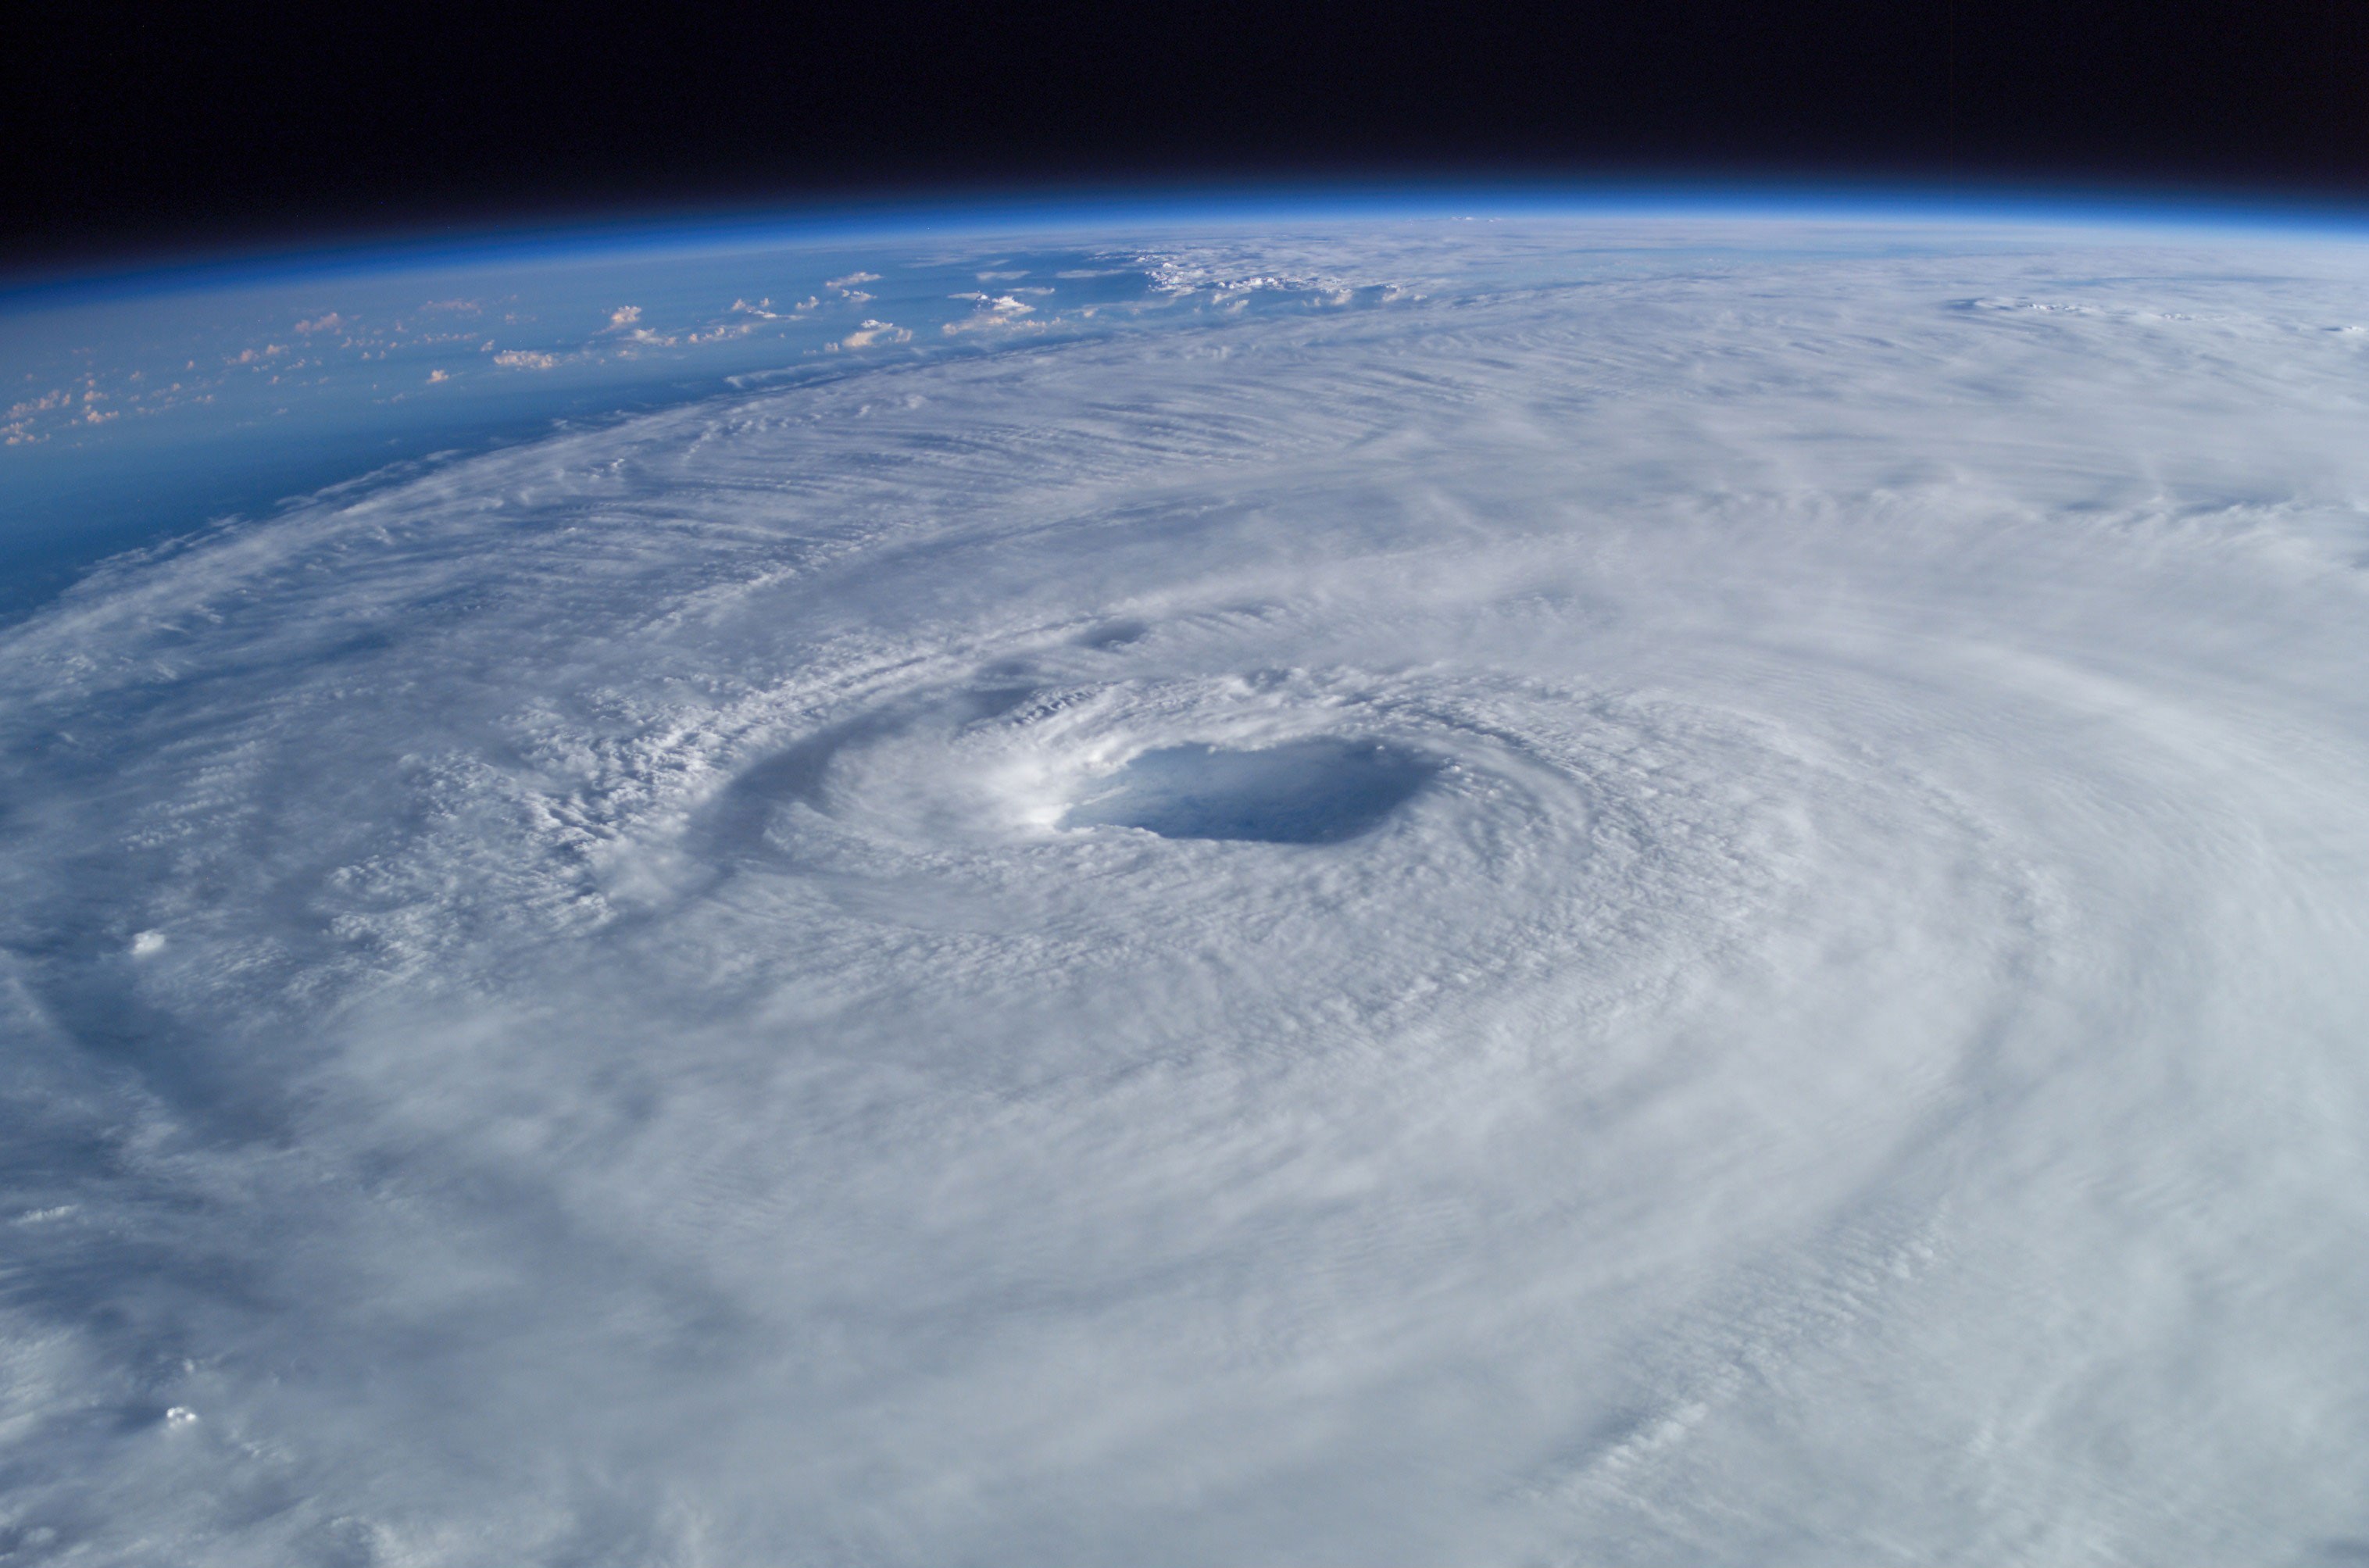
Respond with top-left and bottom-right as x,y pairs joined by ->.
7,390 -> 71,420
492,350 -> 562,371
427,369 -> 452,384
295,313 -> 348,335
600,305 -> 687,346
942,296 -> 1044,336
838,321 -> 912,349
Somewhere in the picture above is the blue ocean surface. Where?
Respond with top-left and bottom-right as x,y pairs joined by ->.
0,223 -> 1187,621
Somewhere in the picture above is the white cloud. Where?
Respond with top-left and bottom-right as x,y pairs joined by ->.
7,219 -> 2369,1564
839,320 -> 910,348
942,293 -> 1046,336
5,388 -> 70,419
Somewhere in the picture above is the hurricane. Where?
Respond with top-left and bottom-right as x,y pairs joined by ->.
3,210 -> 2367,1563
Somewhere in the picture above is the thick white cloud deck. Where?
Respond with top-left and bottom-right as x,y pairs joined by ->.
3,215 -> 2368,1563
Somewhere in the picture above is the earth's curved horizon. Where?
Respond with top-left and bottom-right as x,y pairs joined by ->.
4,195 -> 2367,1564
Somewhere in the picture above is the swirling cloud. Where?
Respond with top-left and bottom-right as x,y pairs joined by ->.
2,219 -> 2367,1563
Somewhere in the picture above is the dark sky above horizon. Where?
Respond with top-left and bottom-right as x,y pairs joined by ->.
8,0 -> 2369,266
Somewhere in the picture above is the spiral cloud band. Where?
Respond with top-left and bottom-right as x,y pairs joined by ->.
3,219 -> 2367,1562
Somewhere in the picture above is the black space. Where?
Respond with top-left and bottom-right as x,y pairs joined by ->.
7,0 -> 2369,268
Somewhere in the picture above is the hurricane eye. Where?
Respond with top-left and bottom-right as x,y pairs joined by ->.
1060,738 -> 1438,845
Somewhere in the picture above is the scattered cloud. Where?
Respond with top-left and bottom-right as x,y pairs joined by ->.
839,320 -> 911,349
6,389 -> 71,420
493,350 -> 562,371
942,295 -> 1045,336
